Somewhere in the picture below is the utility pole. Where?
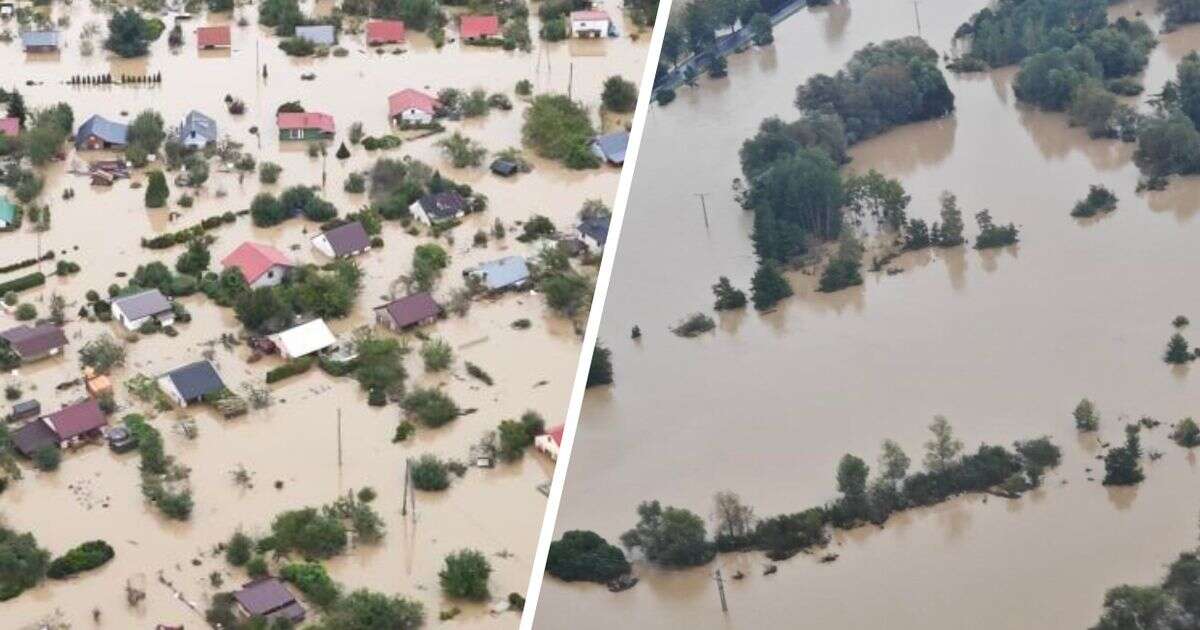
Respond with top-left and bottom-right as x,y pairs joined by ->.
913,1 -> 922,37
336,409 -> 343,468
568,62 -> 574,100
401,458 -> 410,516
694,192 -> 710,230
714,569 -> 728,613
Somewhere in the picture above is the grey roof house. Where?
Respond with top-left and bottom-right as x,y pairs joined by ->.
179,111 -> 218,149
0,324 -> 68,362
233,578 -> 306,624
110,289 -> 175,332
76,115 -> 128,150
590,131 -> 629,165
311,221 -> 371,258
157,361 -> 226,408
375,293 -> 443,331
465,255 -> 530,292
577,217 -> 609,252
409,191 -> 467,225
20,30 -> 59,52
294,25 -> 336,46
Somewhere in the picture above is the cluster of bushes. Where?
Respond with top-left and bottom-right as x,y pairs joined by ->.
141,211 -> 238,250
401,388 -> 460,427
224,261 -> 362,332
265,498 -> 385,560
266,357 -> 316,384
546,530 -> 631,583
251,186 -> 338,227
495,411 -> 546,461
0,526 -> 49,601
522,94 -> 601,169
47,540 -> 115,579
1071,185 -> 1118,218
0,272 -> 45,296
126,415 -> 194,520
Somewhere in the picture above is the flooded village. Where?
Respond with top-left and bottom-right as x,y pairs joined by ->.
0,0 -> 651,625
536,0 -> 1200,628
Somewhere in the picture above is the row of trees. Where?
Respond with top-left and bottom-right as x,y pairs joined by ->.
577,418 -> 1063,573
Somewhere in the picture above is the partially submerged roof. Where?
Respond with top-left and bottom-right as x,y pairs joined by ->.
366,19 -> 406,44
0,324 -> 68,359
388,88 -> 441,118
76,115 -> 128,148
162,361 -> 226,401
234,578 -> 303,619
277,111 -> 335,134
294,25 -> 336,46
0,197 -> 15,223
221,242 -> 293,284
10,420 -> 57,456
20,30 -> 58,49
45,399 -> 106,441
416,191 -> 466,221
578,217 -> 609,246
112,289 -> 173,321
546,424 -> 564,447
196,24 -> 231,47
459,15 -> 500,39
316,221 -> 371,256
272,319 -> 337,358
0,117 -> 17,137
180,110 -> 218,143
591,131 -> 629,163
469,255 -> 529,291
570,10 -> 610,21
376,293 -> 441,329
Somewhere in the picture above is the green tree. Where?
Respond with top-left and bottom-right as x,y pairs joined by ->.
546,530 -> 630,583
1102,425 -> 1145,486
0,526 -> 50,600
314,589 -> 424,630
1166,332 -> 1193,364
587,343 -> 614,387
270,507 -> 348,559
175,239 -> 210,275
439,549 -> 491,600
1172,417 -> 1200,447
420,338 -> 453,372
1074,398 -> 1101,431
749,12 -> 773,45
712,276 -> 747,310
128,110 -> 166,156
401,388 -> 460,427
836,454 -> 869,502
105,9 -> 154,58
522,95 -> 599,168
145,170 -> 169,208
225,531 -> 253,566
619,500 -> 715,567
601,75 -> 638,113
878,439 -> 910,481
923,415 -> 963,473
409,454 -> 450,491
1092,584 -> 1176,630
750,262 -> 792,310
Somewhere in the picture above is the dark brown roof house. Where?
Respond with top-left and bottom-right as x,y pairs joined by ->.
11,398 -> 107,457
0,324 -> 68,363
374,293 -> 442,332
311,220 -> 372,258
233,577 -> 306,624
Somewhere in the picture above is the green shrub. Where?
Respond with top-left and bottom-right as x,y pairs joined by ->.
226,531 -> 253,566
410,454 -> 450,491
401,388 -> 460,427
281,562 -> 340,607
47,540 -> 115,579
439,549 -> 491,600
0,272 -> 46,295
266,357 -> 315,384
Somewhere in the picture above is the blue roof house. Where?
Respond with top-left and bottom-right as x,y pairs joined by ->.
157,361 -> 226,407
590,131 -> 628,165
76,115 -> 128,150
295,25 -> 336,46
465,256 -> 530,292
179,111 -> 218,149
21,30 -> 59,52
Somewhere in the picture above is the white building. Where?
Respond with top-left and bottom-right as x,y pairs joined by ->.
111,289 -> 175,332
270,319 -> 338,360
570,10 -> 610,38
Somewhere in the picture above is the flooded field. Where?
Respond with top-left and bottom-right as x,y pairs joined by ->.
535,0 -> 1200,628
0,0 -> 649,627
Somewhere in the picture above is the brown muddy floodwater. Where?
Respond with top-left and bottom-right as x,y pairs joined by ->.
0,1 -> 648,628
535,1 -> 1200,629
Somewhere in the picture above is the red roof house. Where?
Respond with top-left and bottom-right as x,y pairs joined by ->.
459,15 -> 500,41
366,20 -> 406,45
535,424 -> 564,460
221,242 -> 294,288
276,112 -> 335,140
388,89 -> 442,124
45,399 -> 107,443
0,117 -> 18,138
196,25 -> 231,49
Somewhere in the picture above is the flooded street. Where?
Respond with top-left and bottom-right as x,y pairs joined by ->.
536,0 -> 1200,628
0,0 -> 648,627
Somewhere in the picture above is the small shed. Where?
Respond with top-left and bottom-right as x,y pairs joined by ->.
9,399 -> 40,422
271,319 -> 338,359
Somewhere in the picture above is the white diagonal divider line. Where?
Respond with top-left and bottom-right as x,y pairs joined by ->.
518,1 -> 676,626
